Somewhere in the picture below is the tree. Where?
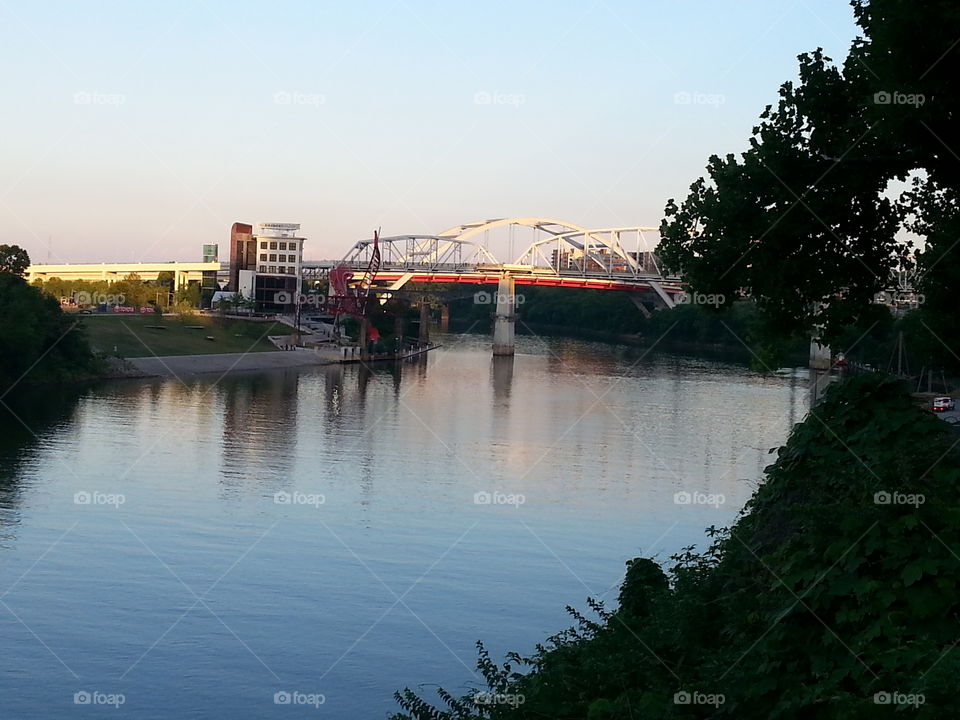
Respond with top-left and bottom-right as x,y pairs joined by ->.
0,268 -> 98,392
0,244 -> 30,277
111,272 -> 149,308
659,0 -> 960,348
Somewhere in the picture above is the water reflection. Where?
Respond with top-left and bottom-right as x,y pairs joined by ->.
216,371 -> 301,497
0,388 -> 85,543
0,336 -> 812,719
491,356 -> 514,403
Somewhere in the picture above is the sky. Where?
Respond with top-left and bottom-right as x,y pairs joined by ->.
0,0 -> 861,264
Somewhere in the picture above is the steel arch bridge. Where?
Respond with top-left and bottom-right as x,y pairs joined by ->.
302,217 -> 684,306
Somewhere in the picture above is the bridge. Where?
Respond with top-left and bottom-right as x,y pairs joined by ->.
300,217 -> 683,357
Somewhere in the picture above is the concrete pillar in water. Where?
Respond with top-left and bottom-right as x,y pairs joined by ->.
809,338 -> 833,406
358,317 -> 368,361
418,302 -> 430,345
440,304 -> 450,333
809,339 -> 831,370
492,274 -> 516,356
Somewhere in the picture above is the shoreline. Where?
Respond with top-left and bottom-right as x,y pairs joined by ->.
123,349 -> 341,378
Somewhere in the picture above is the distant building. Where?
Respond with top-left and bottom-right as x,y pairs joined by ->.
228,222 -> 256,291
253,223 -> 304,278
203,244 -> 218,264
228,221 -> 305,313
26,261 -> 219,287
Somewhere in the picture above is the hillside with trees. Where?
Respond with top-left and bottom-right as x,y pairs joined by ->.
0,245 -> 100,393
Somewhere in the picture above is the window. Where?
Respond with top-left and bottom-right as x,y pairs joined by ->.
258,265 -> 266,272
269,254 -> 276,262
260,254 -> 267,261
268,266 -> 276,274
279,242 -> 287,250
260,242 -> 268,250
269,241 -> 277,250
278,266 -> 286,274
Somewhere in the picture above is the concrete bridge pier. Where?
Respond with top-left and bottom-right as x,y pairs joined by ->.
418,302 -> 430,344
440,304 -> 450,333
492,274 -> 516,356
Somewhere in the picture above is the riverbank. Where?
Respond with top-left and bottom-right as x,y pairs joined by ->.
452,318 -> 807,366
125,348 -> 341,378
81,314 -> 296,357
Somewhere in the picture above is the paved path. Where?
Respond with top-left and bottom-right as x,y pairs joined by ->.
127,350 -> 339,378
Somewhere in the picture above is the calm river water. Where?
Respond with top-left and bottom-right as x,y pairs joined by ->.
0,334 -> 809,718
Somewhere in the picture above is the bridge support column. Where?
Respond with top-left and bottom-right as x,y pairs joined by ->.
418,302 -> 430,345
492,274 -> 515,356
359,317 -> 369,362
809,339 -> 831,370
440,304 -> 450,333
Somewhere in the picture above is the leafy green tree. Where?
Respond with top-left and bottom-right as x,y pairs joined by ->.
0,244 -> 30,277
176,282 -> 201,308
0,247 -> 98,392
111,272 -> 149,308
659,0 -> 960,349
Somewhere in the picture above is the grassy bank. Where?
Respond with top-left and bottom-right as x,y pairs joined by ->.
80,314 -> 296,358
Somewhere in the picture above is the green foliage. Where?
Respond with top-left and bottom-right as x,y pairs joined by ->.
659,0 -> 960,345
0,252 -> 99,393
176,282 -> 201,308
451,286 -> 808,365
391,374 -> 960,719
0,244 -> 30,276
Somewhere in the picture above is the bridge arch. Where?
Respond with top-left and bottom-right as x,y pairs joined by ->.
339,217 -> 663,278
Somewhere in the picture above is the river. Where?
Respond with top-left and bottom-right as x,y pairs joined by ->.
0,333 -> 809,718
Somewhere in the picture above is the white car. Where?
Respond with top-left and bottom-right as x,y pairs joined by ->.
932,397 -> 955,412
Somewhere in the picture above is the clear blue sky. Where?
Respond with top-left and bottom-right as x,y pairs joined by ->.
0,0 -> 859,263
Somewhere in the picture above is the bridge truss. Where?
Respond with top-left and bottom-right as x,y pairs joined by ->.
335,217 -> 665,279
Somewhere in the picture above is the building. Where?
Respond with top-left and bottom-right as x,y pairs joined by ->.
253,223 -> 304,278
228,222 -> 256,291
203,244 -> 218,264
228,222 -> 306,313
25,261 -> 220,288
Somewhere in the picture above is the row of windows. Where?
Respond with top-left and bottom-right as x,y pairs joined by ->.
259,241 -> 299,251
258,266 -> 296,275
259,254 -> 299,263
